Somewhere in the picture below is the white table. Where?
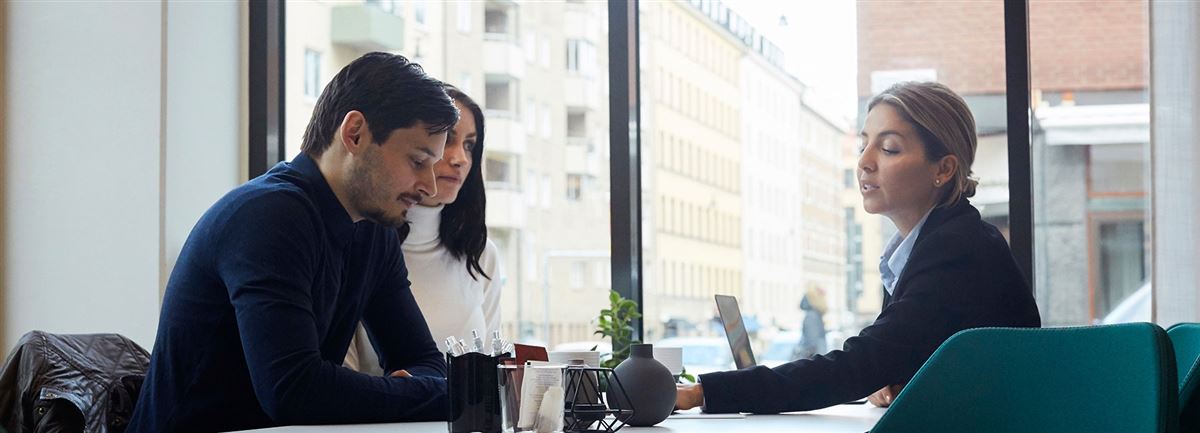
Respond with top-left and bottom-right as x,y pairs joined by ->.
236,404 -> 885,433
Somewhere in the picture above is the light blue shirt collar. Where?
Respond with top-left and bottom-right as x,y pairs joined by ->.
880,209 -> 934,296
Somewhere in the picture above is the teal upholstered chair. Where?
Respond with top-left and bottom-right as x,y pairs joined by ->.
1168,323 -> 1200,432
871,323 -> 1178,433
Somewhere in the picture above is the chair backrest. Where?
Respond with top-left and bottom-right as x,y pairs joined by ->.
1168,323 -> 1200,432
871,323 -> 1179,433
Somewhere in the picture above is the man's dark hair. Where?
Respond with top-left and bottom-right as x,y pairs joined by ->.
397,85 -> 491,280
300,52 -> 459,157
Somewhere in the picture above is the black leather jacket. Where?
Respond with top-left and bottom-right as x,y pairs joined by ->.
0,331 -> 149,433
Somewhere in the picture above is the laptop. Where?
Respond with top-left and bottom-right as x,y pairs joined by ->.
713,294 -> 871,405
715,294 -> 756,369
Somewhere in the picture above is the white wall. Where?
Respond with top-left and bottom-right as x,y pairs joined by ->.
165,2 -> 243,291
3,1 -> 242,349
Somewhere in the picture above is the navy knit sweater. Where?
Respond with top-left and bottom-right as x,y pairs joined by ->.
128,155 -> 448,433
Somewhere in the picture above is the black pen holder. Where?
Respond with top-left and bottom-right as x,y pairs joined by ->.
447,352 -> 506,433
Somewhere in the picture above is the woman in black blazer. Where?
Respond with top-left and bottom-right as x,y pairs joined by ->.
676,81 -> 1041,414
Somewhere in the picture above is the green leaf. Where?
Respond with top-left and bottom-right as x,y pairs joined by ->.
678,372 -> 696,383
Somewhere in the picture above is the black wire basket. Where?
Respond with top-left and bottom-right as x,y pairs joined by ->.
562,366 -> 634,433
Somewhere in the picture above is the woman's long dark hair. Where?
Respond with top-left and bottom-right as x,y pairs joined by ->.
399,84 -> 491,280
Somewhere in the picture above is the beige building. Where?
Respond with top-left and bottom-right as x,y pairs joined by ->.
641,0 -> 746,340
283,0 -> 612,347
737,54 -> 805,331
641,0 -> 848,342
797,104 -> 849,332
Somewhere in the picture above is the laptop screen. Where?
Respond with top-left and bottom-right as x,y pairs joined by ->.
715,294 -> 756,369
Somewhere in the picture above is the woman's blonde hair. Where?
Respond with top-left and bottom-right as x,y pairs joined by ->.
867,81 -> 978,207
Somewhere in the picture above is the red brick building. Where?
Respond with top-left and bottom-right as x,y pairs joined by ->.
857,0 -> 1147,96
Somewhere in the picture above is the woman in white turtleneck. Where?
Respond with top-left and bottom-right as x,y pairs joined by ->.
346,86 -> 504,375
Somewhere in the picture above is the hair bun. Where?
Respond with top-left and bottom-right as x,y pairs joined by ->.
962,177 -> 978,198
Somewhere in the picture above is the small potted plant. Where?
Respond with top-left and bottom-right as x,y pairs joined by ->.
593,290 -> 640,369
592,290 -> 696,382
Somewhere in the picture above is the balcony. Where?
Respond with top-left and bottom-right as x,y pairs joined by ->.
485,187 -> 526,229
564,141 -> 601,177
331,4 -> 405,52
564,76 -> 601,110
482,38 -> 525,80
563,9 -> 601,41
485,116 -> 526,155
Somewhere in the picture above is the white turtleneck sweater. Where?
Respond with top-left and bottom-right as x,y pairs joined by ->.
345,204 -> 504,374
401,204 -> 504,347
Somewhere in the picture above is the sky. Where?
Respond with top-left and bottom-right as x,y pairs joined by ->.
722,0 -> 859,122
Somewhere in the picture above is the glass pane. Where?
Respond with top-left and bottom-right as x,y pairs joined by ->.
639,0 -> 1010,371
1030,0 -> 1151,326
285,1 -> 612,348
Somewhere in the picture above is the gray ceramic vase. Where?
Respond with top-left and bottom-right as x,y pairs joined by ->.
609,343 -> 676,426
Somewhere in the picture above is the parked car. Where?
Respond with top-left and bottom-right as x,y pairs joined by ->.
760,331 -> 800,368
1102,282 -> 1151,324
654,337 -> 735,376
553,340 -> 613,363
759,329 -> 854,368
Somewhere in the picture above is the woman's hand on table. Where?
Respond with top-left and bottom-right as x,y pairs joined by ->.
675,383 -> 705,410
867,384 -> 903,407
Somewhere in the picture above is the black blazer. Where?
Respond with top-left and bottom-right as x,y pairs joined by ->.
699,198 -> 1041,413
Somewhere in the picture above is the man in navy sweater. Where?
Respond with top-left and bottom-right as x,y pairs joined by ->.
128,52 -> 459,432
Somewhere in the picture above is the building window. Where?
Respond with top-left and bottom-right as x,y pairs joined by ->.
303,49 -> 321,100
524,169 -> 538,206
567,110 -> 587,138
457,2 -> 472,33
566,39 -> 597,76
540,174 -> 552,209
459,73 -> 472,96
1095,219 -> 1147,318
484,153 -> 518,188
566,174 -> 583,201
570,261 -> 586,289
524,98 -> 537,133
539,36 -> 551,68
413,1 -> 427,25
485,75 -> 518,116
365,0 -> 398,16
524,32 -> 537,62
484,4 -> 513,39
539,102 -> 552,138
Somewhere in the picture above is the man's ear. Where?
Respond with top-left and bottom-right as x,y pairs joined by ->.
339,111 -> 367,155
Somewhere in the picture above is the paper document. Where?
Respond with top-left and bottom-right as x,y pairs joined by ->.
517,361 -> 563,429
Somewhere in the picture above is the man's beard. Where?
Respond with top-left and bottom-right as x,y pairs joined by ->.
345,155 -> 410,228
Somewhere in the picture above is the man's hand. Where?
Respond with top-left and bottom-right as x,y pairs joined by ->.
867,384 -> 903,407
675,383 -> 704,410
389,369 -> 412,378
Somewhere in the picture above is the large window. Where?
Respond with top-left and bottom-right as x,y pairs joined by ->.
249,0 -> 1200,369
1029,1 -> 1151,325
303,49 -> 321,100
284,0 -> 612,347
636,0 -> 1015,368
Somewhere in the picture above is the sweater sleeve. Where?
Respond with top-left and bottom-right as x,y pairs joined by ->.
216,194 -> 448,424
698,240 -> 970,414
